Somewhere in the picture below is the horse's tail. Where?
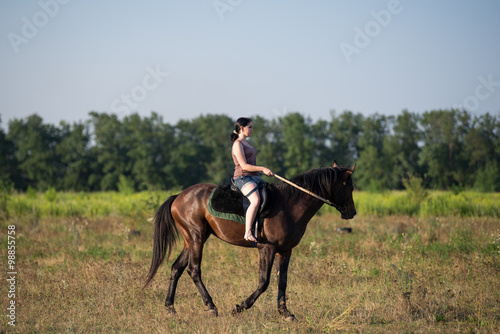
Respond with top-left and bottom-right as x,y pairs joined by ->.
143,195 -> 180,289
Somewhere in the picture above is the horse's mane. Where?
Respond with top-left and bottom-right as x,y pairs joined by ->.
275,167 -> 342,202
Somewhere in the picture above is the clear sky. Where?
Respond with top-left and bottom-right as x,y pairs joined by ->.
1,0 -> 499,129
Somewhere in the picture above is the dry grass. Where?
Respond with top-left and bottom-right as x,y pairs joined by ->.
1,213 -> 499,333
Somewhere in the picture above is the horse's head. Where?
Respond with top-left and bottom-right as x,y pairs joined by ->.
332,161 -> 356,220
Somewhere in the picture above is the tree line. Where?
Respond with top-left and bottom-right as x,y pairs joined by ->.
1,109 -> 499,192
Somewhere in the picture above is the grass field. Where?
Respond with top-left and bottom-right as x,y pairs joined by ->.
1,190 -> 499,333
3,189 -> 500,220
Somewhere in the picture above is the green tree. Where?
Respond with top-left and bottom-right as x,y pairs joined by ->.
465,113 -> 498,168
356,114 -> 390,190
0,116 -> 18,187
311,118 -> 335,167
164,118 -> 210,188
383,110 -> 423,189
89,112 -> 128,190
329,110 -> 363,164
55,121 -> 92,191
467,113 -> 500,191
189,114 -> 233,184
7,114 -> 61,190
278,113 -> 316,177
419,109 -> 470,188
474,160 -> 500,192
122,112 -> 174,190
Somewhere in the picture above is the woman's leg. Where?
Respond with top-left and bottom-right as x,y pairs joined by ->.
241,181 -> 260,242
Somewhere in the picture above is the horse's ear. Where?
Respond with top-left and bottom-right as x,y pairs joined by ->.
345,164 -> 356,177
332,160 -> 339,168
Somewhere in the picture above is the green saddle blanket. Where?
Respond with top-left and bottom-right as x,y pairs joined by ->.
207,187 -> 264,226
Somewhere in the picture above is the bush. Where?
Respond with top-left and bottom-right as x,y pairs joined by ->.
44,187 -> 58,202
402,174 -> 428,205
26,186 -> 37,199
117,175 -> 135,195
474,161 -> 500,192
0,179 -> 13,219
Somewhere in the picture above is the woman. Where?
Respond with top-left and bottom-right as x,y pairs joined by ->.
231,117 -> 274,242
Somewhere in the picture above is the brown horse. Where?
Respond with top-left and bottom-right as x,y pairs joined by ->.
144,161 -> 356,320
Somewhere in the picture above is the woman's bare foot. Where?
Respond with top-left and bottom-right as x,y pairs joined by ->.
244,230 -> 257,243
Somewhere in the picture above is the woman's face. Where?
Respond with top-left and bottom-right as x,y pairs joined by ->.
241,122 -> 254,137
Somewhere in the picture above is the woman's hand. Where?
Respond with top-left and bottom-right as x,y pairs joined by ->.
262,168 -> 274,177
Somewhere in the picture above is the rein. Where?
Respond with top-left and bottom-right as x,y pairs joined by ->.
273,173 -> 347,213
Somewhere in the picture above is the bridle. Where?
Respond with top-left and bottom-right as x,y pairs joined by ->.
329,179 -> 349,214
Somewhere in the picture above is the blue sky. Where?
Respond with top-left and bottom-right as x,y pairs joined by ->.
1,0 -> 499,129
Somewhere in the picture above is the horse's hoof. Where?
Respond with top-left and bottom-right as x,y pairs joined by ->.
231,304 -> 244,316
278,305 -> 295,321
165,305 -> 176,315
206,308 -> 218,317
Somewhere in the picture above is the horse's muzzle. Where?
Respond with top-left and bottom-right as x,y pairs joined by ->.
341,209 -> 356,220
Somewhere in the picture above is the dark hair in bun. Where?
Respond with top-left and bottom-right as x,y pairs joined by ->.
230,117 -> 252,142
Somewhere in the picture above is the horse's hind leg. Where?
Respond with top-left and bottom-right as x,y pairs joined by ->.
164,249 -> 189,313
187,239 -> 218,316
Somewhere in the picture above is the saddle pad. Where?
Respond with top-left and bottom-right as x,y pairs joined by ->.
211,183 -> 245,216
207,187 -> 264,226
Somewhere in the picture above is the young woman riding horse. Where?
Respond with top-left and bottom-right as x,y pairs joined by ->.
230,117 -> 274,242
144,120 -> 356,320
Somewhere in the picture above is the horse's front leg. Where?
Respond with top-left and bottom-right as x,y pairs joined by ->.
232,244 -> 276,314
276,250 -> 296,321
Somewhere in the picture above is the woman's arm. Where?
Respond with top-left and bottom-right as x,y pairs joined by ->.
232,141 -> 273,176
